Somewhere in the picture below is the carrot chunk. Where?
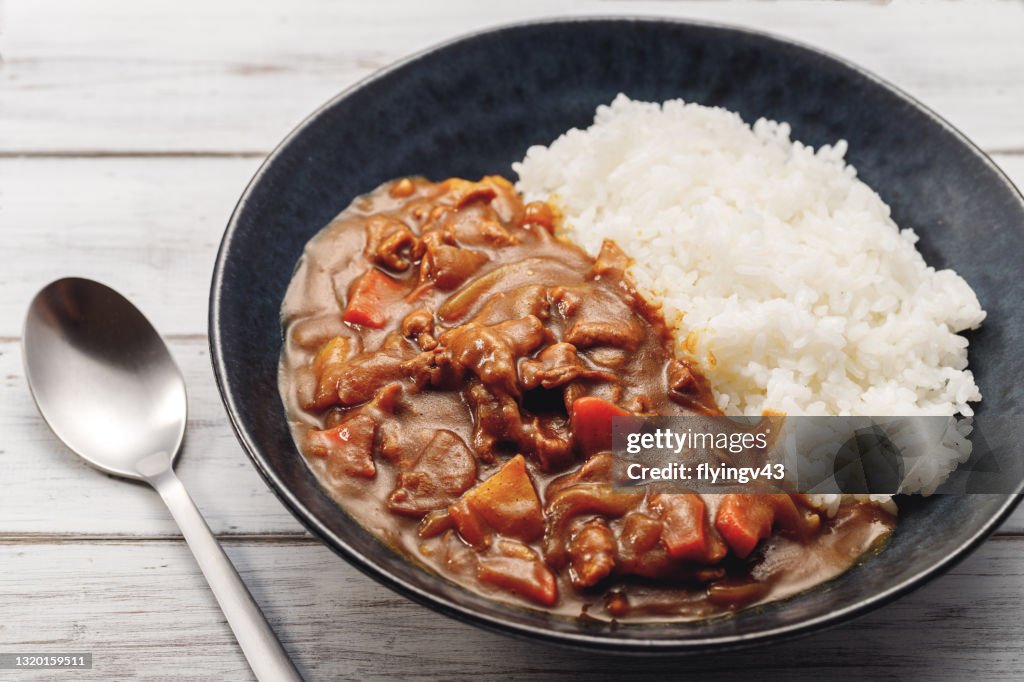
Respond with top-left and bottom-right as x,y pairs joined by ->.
569,396 -> 631,456
306,414 -> 377,479
343,268 -> 407,328
714,494 -> 775,559
651,493 -> 725,562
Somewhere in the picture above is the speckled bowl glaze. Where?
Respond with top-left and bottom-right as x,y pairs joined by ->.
210,18 -> 1024,652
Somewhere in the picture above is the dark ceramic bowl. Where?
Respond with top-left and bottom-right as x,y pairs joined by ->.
210,18 -> 1024,652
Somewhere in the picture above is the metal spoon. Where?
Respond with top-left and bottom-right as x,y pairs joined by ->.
23,277 -> 302,682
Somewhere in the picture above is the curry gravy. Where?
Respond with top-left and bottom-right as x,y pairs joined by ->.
279,176 -> 896,621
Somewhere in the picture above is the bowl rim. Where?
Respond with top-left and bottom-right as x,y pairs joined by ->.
209,15 -> 1024,653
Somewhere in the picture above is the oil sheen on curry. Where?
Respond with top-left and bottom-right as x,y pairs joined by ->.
279,176 -> 894,621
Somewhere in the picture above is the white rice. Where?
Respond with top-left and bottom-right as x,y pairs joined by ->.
514,95 -> 986,501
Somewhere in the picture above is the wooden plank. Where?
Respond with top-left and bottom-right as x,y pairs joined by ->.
1,537 -> 1022,680
1003,509 -> 1023,534
1,0 -> 1023,154
2,154 -> 1022,338
4,334 -> 1021,537
2,151 -> 1022,536
1,337 -> 307,537
996,154 -> 1024,192
3,2 -> 1022,678
0,156 -> 260,337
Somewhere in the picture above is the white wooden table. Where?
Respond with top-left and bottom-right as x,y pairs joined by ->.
2,1 -> 1023,678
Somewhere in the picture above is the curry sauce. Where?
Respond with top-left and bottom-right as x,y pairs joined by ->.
278,176 -> 895,621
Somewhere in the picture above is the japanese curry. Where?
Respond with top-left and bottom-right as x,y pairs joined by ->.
278,176 -> 894,621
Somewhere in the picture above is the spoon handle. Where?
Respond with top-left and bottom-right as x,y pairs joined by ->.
141,458 -> 302,682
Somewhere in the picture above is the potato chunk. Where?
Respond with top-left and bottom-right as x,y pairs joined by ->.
477,540 -> 557,607
449,454 -> 545,546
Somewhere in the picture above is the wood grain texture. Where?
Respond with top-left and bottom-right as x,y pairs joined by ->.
0,337 -> 306,537
2,1 -> 1023,678
0,157 -> 261,336
2,154 -> 1022,337
1,538 -> 1022,681
2,334 -> 1020,537
1,0 -> 1023,154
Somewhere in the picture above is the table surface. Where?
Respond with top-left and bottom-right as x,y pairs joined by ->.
2,1 -> 1023,679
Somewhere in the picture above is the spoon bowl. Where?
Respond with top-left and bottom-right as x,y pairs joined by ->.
23,277 -> 186,479
23,277 -> 301,681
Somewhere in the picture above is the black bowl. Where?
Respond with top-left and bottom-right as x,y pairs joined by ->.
210,18 -> 1024,652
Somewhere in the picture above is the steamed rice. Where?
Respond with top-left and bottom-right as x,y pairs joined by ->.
515,95 -> 985,418
514,95 -> 986,499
